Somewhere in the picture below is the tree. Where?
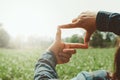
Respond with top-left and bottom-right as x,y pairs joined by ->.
89,31 -> 103,48
89,31 -> 117,48
106,32 -> 112,42
103,32 -> 117,47
64,34 -> 84,43
0,27 -> 10,48
70,34 -> 80,43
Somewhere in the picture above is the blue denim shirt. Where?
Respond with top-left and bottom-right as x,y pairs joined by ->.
34,51 -> 109,80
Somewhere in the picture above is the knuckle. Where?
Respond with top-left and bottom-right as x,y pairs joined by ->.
81,14 -> 86,18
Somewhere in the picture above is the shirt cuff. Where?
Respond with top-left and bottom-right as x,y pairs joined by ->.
96,11 -> 112,31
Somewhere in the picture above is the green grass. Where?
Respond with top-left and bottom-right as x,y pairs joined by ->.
0,48 -> 116,80
0,49 -> 43,80
56,48 -> 115,80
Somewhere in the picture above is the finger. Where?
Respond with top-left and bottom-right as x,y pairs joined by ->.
63,49 -> 76,54
60,57 -> 70,63
59,20 -> 79,29
84,32 -> 92,43
65,43 -> 88,49
55,28 -> 61,41
58,55 -> 70,64
59,52 -> 72,59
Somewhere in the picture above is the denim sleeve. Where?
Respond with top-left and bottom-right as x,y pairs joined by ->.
96,11 -> 120,35
71,70 -> 109,80
34,51 -> 59,80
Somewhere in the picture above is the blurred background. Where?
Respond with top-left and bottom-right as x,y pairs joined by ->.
0,0 -> 120,49
0,0 -> 120,80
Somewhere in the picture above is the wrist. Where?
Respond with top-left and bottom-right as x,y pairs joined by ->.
44,50 -> 57,67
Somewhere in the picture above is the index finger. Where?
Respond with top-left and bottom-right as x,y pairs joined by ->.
59,20 -> 79,29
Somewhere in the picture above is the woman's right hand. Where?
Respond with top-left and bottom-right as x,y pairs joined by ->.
59,11 -> 98,44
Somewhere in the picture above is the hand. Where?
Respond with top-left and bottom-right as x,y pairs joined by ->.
59,11 -> 98,44
48,28 -> 88,64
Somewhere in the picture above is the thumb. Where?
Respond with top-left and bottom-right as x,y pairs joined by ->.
84,32 -> 92,44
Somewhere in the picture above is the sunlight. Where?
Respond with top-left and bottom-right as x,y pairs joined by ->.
0,0 -> 120,39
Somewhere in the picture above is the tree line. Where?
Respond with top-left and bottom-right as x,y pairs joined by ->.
0,25 -> 52,49
63,31 -> 119,48
0,25 -> 119,49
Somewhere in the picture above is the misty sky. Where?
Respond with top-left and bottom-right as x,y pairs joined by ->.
0,0 -> 120,38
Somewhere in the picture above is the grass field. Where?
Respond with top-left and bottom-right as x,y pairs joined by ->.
0,48 -> 116,80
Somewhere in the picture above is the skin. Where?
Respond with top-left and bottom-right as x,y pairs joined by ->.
48,28 -> 88,64
59,11 -> 98,46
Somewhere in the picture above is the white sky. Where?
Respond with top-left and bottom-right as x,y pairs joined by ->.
0,0 -> 120,39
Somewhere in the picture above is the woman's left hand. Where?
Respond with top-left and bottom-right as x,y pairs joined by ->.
48,27 -> 88,64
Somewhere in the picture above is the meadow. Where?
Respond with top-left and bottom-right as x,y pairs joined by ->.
0,48 -> 116,80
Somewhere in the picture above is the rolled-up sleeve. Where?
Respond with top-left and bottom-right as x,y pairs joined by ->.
34,51 -> 58,80
96,11 -> 120,35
